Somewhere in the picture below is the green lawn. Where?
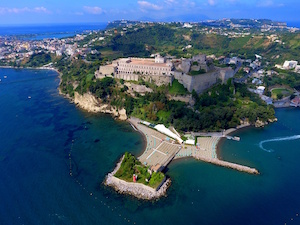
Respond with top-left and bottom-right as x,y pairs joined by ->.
169,79 -> 189,95
157,110 -> 171,123
86,74 -> 94,82
271,88 -> 292,99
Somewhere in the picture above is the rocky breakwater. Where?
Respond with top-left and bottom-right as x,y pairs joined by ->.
74,92 -> 127,120
104,156 -> 171,200
195,156 -> 259,175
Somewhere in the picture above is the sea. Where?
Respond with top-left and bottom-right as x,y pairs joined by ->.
287,21 -> 300,29
1,68 -> 300,225
0,23 -> 107,40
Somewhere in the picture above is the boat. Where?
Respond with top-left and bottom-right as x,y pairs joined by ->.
232,136 -> 240,141
4,76 -> 7,79
28,96 -> 31,99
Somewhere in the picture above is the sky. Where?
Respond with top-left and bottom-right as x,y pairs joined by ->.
0,0 -> 299,25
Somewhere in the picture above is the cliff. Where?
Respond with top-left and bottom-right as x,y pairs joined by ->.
74,92 -> 127,121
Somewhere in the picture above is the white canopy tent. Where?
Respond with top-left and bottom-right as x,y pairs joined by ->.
154,124 -> 183,144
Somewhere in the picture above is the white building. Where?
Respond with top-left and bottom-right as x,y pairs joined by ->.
117,55 -> 173,76
256,86 -> 265,95
283,60 -> 298,69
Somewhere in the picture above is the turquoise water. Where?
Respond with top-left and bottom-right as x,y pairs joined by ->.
0,68 -> 300,225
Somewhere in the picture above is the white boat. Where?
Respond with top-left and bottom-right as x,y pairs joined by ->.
28,96 -> 31,99
232,136 -> 241,141
4,76 -> 7,78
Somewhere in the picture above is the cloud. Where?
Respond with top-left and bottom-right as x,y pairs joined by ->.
0,6 -> 51,14
33,7 -> 50,13
165,0 -> 178,5
257,0 -> 284,8
138,1 -> 163,11
184,0 -> 196,7
208,0 -> 216,6
83,6 -> 104,14
257,0 -> 273,7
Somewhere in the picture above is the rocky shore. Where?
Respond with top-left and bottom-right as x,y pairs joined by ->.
73,92 -> 127,120
104,156 -> 171,200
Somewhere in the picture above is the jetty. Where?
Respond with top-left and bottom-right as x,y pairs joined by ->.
194,156 -> 259,174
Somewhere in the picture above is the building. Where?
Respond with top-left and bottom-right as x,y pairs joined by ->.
291,96 -> 300,107
283,60 -> 298,70
96,54 -> 174,86
95,54 -> 234,93
256,86 -> 266,95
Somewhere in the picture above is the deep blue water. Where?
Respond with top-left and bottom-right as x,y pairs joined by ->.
287,21 -> 300,29
0,23 -> 107,40
0,68 -> 300,225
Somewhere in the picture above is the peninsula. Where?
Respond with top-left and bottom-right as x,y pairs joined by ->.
1,19 -> 300,200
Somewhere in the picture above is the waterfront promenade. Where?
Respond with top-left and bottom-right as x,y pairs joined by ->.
129,117 -> 259,175
129,117 -> 181,169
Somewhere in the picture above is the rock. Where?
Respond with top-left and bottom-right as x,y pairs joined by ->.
255,119 -> 268,128
268,118 -> 278,123
73,92 -> 127,120
118,108 -> 127,121
74,92 -> 101,112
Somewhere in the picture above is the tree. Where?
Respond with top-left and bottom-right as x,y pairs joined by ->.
277,93 -> 283,100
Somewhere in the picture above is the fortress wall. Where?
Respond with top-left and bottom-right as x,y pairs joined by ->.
174,70 -> 219,93
141,74 -> 173,86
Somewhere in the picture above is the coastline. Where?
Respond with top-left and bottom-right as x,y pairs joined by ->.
0,66 -> 261,197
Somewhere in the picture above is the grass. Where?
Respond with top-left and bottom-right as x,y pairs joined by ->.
271,88 -> 292,99
114,152 -> 165,189
86,74 -> 94,82
188,69 -> 206,76
168,79 -> 189,95
157,110 -> 171,123
229,36 -> 251,49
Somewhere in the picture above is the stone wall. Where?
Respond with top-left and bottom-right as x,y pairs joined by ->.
141,74 -> 173,86
114,73 -> 139,81
174,70 -> 219,93
219,67 -> 234,84
95,65 -> 116,79
174,67 -> 234,93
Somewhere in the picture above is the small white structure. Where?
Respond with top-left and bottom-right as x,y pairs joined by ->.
154,124 -> 183,144
255,54 -> 262,60
256,86 -> 265,95
283,61 -> 298,70
141,121 -> 151,126
183,23 -> 193,28
185,139 -> 195,145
